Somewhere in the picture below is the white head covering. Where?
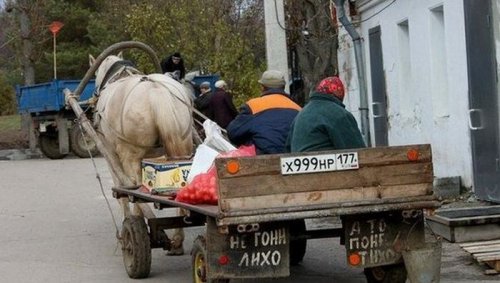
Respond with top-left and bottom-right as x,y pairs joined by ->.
215,80 -> 227,89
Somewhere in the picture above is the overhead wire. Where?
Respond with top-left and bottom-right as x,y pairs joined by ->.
273,0 -> 398,31
348,0 -> 398,26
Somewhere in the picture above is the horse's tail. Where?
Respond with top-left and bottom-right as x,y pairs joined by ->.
149,75 -> 194,158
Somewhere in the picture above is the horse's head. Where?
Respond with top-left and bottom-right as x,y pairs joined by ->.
165,70 -> 181,81
184,70 -> 200,82
89,52 -> 139,93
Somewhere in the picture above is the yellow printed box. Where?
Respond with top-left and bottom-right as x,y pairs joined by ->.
141,157 -> 192,192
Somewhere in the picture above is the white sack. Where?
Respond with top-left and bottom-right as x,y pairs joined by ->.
186,144 -> 219,182
202,119 -> 237,152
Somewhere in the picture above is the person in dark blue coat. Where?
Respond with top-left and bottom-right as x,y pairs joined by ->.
227,70 -> 301,154
286,76 -> 365,153
194,81 -> 214,120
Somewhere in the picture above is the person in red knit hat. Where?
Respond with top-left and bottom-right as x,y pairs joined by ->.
286,76 -> 365,152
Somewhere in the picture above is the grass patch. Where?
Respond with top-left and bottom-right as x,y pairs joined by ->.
0,115 -> 21,131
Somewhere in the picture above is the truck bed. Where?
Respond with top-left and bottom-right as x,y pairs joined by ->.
16,80 -> 95,114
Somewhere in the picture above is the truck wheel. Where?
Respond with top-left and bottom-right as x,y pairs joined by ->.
39,133 -> 67,159
289,219 -> 307,265
70,124 -> 98,158
192,236 -> 229,283
364,263 -> 407,283
121,216 -> 151,279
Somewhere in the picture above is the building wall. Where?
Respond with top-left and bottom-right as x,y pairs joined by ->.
494,1 -> 500,140
338,0 -> 474,188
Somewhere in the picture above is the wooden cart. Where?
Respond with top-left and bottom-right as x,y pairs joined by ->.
112,144 -> 441,283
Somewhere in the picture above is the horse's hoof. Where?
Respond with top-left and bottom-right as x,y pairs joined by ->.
167,247 -> 184,256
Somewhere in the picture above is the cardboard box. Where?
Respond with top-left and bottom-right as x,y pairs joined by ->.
141,157 -> 192,193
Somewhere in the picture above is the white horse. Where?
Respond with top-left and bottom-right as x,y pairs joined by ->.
89,52 -> 194,254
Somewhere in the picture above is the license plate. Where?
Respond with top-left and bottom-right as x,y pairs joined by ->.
280,152 -> 359,175
343,210 -> 424,268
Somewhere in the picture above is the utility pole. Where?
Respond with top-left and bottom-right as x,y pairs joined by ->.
263,0 -> 289,92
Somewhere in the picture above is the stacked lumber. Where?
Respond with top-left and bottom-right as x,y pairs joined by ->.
460,239 -> 500,275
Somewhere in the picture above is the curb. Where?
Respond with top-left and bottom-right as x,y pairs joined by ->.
0,149 -> 44,161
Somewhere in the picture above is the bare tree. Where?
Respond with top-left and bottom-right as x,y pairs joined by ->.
286,0 -> 338,105
4,0 -> 48,150
5,0 -> 48,85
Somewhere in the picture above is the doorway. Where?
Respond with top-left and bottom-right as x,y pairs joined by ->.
464,0 -> 500,202
369,26 -> 389,146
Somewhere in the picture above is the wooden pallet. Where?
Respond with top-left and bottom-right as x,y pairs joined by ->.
460,239 -> 500,275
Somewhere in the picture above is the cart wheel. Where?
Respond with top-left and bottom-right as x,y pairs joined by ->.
39,132 -> 67,159
121,216 -> 151,279
69,124 -> 98,158
364,263 -> 407,283
192,236 -> 229,283
289,219 -> 307,265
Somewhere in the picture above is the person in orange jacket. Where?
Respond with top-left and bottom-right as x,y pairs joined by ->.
227,70 -> 301,154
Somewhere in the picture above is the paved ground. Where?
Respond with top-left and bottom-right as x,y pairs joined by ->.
0,155 -> 499,282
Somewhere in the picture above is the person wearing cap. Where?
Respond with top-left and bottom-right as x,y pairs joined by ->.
286,76 -> 365,153
160,52 -> 186,80
194,81 -> 214,120
227,70 -> 301,154
209,80 -> 238,129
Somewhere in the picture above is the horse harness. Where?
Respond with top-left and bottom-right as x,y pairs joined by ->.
93,61 -> 195,151
95,60 -> 139,96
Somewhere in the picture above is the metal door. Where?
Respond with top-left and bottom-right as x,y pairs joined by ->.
464,0 -> 500,202
369,26 -> 389,146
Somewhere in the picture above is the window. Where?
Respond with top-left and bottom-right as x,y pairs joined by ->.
430,5 -> 449,117
397,19 -> 411,114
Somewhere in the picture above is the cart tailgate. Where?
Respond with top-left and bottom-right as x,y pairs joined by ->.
206,218 -> 290,279
343,210 -> 425,267
214,144 -> 433,217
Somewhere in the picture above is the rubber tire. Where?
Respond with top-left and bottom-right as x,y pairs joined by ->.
39,133 -> 67,159
69,124 -> 98,158
364,263 -> 407,283
121,216 -> 151,279
192,235 -> 229,283
289,219 -> 307,266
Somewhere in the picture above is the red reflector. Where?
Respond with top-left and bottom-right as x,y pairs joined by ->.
218,255 -> 229,265
407,149 -> 419,161
348,252 -> 361,266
